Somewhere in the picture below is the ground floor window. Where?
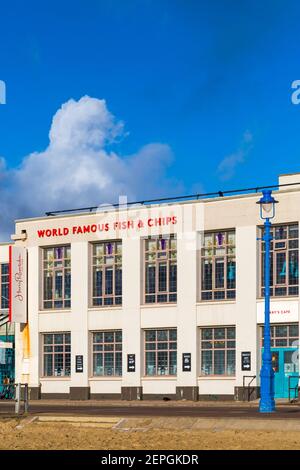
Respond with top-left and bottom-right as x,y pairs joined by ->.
200,326 -> 236,376
261,323 -> 299,348
92,331 -> 122,376
43,333 -> 71,377
144,329 -> 177,376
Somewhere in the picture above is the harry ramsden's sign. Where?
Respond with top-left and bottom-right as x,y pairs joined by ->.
9,246 -> 27,323
37,215 -> 177,238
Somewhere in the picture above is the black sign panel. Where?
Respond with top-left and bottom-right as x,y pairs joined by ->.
182,353 -> 191,372
241,351 -> 251,371
127,354 -> 136,372
75,355 -> 84,373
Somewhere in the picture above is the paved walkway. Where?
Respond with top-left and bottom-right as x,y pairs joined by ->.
0,399 -> 299,421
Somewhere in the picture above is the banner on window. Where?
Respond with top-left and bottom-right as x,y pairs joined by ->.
9,246 -> 27,323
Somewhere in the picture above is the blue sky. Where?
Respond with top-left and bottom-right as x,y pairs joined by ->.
0,0 -> 300,238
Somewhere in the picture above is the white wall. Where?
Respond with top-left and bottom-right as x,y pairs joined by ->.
10,189 -> 300,397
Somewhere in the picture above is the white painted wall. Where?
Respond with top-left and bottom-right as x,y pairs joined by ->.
8,186 -> 300,397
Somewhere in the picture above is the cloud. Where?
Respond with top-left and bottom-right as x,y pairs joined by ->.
217,131 -> 253,181
0,96 -> 180,241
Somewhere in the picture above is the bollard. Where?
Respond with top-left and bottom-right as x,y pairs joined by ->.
15,383 -> 21,415
24,384 -> 29,413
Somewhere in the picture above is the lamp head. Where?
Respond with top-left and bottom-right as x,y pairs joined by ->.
257,189 -> 278,220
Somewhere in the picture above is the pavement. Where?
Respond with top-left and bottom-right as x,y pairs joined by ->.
0,398 -> 300,422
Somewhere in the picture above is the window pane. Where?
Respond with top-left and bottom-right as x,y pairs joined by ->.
44,355 -> 53,376
214,328 -> 225,340
157,330 -> 168,341
105,268 -> 113,295
214,350 -> 225,375
158,264 -> 167,292
201,351 -> 212,375
146,352 -> 156,375
226,350 -> 235,375
202,329 -> 213,340
275,325 -> 287,337
290,324 -> 299,337
145,330 -> 156,341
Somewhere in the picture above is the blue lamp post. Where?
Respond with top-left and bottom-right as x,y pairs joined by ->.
257,189 -> 278,413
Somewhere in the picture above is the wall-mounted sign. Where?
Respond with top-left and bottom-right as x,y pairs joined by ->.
9,246 -> 27,323
75,355 -> 84,373
257,301 -> 298,324
127,354 -> 136,372
182,353 -> 191,372
241,352 -> 251,371
36,216 -> 178,239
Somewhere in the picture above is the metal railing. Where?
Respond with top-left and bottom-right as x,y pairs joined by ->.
288,375 -> 300,403
242,375 -> 257,401
44,181 -> 300,217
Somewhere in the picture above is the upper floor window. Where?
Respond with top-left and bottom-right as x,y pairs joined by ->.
144,235 -> 177,304
43,332 -> 71,377
43,246 -> 71,309
92,241 -> 122,306
259,224 -> 298,297
201,231 -> 236,301
0,263 -> 9,310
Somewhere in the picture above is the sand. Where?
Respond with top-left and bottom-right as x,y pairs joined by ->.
0,419 -> 300,450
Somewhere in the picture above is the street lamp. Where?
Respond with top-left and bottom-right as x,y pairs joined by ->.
257,189 -> 278,413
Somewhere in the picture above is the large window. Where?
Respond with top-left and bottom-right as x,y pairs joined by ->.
43,246 -> 71,309
261,324 -> 299,348
0,263 -> 9,310
92,331 -> 122,376
200,327 -> 236,376
201,231 -> 236,301
144,329 -> 177,376
43,333 -> 71,377
92,242 -> 122,306
144,236 -> 177,304
259,224 -> 298,297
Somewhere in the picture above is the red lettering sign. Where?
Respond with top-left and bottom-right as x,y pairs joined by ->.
37,216 -> 177,238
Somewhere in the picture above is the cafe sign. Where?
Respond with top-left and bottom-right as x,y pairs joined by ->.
257,301 -> 298,324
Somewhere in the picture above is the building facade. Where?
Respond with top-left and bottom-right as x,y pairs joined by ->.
10,173 -> 300,400
0,243 -> 14,392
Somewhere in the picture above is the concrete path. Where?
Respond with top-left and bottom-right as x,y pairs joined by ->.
0,399 -> 300,421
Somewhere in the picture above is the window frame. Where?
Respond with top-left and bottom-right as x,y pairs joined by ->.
143,235 -> 177,305
200,230 -> 236,302
42,332 -> 71,378
144,328 -> 177,377
90,241 -> 122,308
199,326 -> 236,377
258,223 -> 299,298
260,323 -> 299,348
91,330 -> 122,377
41,245 -> 71,310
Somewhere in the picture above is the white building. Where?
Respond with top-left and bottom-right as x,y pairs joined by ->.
5,173 -> 300,400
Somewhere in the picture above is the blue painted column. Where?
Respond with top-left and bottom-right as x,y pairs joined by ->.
259,218 -> 276,412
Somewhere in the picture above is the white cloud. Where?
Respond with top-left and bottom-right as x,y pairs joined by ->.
0,96 -> 180,240
217,131 -> 253,181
